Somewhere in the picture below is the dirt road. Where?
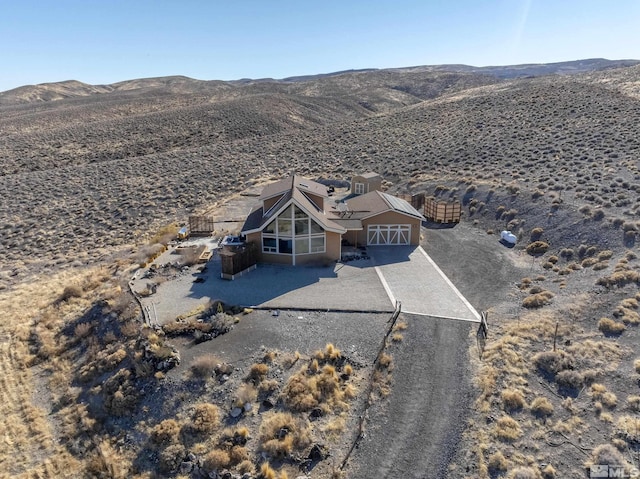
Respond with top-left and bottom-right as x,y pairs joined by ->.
348,314 -> 474,479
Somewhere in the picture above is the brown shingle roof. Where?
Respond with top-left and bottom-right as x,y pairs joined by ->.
343,191 -> 425,221
242,175 -> 344,234
259,175 -> 328,200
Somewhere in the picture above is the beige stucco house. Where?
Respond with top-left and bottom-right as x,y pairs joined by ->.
241,175 -> 425,265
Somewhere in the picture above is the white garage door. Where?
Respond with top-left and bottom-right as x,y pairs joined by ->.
367,225 -> 411,245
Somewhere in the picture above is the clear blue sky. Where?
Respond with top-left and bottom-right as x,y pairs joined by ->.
1,0 -> 638,92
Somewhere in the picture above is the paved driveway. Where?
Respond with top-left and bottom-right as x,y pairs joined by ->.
368,246 -> 480,322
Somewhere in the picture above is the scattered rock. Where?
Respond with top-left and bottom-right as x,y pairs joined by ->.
308,443 -> 329,462
179,461 -> 193,474
230,407 -> 242,418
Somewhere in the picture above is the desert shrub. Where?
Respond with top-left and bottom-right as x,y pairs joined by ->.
598,317 -> 626,335
547,255 -> 558,264
190,354 -> 219,379
378,352 -> 393,369
488,450 -> 508,472
530,227 -> 544,241
615,416 -> 640,442
234,383 -> 258,407
103,368 -> 139,416
522,291 -> 554,308
559,248 -> 574,259
597,270 -> 640,288
259,412 -> 311,458
590,444 -> 626,468
202,449 -> 230,474
228,445 -> 249,465
582,257 -> 598,267
508,467 -> 541,479
495,416 -> 522,441
530,396 -> 554,417
555,369 -> 583,390
74,322 -> 93,339
237,459 -> 255,475
593,261 -> 609,271
541,463 -> 556,478
634,359 -> 640,374
627,395 -> 640,412
598,250 -> 614,261
191,403 -> 220,433
247,363 -> 269,384
159,444 -> 186,473
526,241 -> 549,256
602,392 -> 618,408
501,389 -> 526,411
150,419 -> 180,446
533,350 -> 573,376
259,462 -> 277,479
60,285 -> 83,302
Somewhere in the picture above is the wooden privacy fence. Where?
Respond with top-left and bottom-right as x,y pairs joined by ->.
423,196 -> 461,223
188,215 -> 216,236
220,242 -> 258,280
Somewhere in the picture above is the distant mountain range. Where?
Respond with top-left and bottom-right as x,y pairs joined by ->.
1,58 -> 638,105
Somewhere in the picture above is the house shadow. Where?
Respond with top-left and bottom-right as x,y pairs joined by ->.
187,255 -> 340,308
365,245 -> 418,266
422,219 -> 458,230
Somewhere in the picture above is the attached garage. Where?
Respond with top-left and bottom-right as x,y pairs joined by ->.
336,191 -> 426,247
367,224 -> 411,245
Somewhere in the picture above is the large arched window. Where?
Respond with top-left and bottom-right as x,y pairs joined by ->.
262,205 -> 325,255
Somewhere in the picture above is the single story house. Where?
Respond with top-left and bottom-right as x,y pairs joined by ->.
350,172 -> 382,195
241,175 -> 425,265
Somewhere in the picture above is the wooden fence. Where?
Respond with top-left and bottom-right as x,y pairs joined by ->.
220,242 -> 258,280
188,215 -> 216,236
423,196 -> 461,223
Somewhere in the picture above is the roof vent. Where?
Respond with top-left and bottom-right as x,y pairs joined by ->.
299,183 -> 309,188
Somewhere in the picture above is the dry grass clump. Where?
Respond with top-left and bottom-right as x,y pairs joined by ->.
634,358 -> 640,374
615,416 -> 640,442
626,395 -> 640,412
258,412 -> 311,458
102,368 -> 139,416
494,415 -> 522,441
59,285 -> 83,302
598,317 -> 626,335
149,418 -> 181,446
247,362 -> 269,385
530,396 -> 554,417
191,403 -> 220,433
541,463 -> 557,478
526,241 -> 549,256
597,269 -> 640,288
588,444 -> 626,469
159,443 -> 186,473
234,383 -> 258,408
281,343 -> 355,413
202,449 -> 231,474
488,450 -> 509,473
501,388 -> 526,411
190,353 -> 219,379
508,467 -> 541,479
522,290 -> 554,308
